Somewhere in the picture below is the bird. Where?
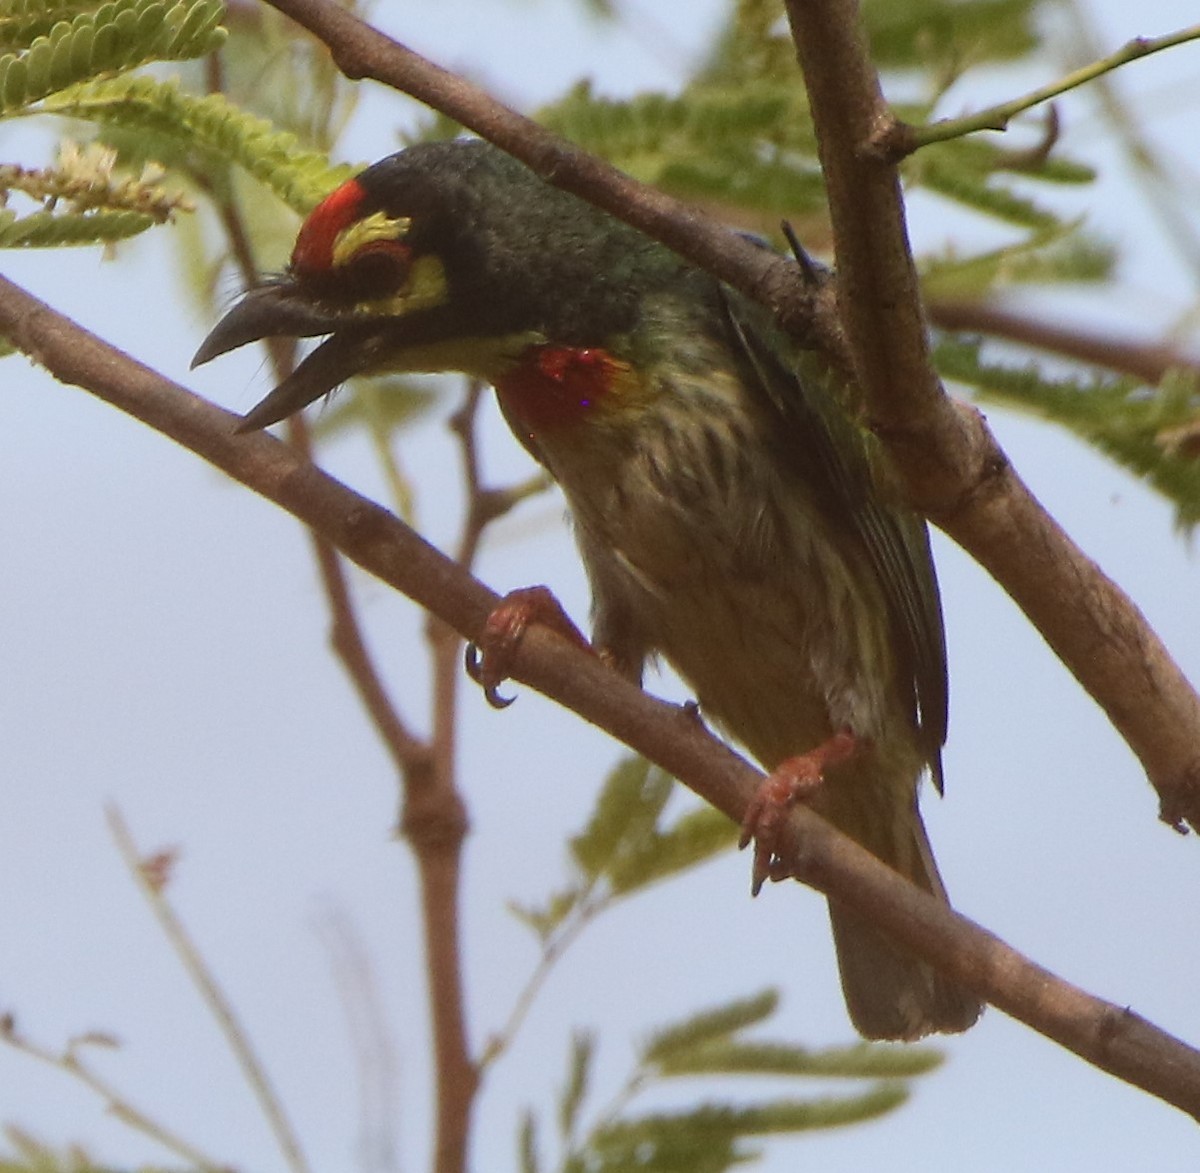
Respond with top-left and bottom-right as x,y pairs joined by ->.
193,138 -> 982,1040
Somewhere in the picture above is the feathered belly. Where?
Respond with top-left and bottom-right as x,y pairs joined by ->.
553,421 -> 903,771
613,517 -> 896,769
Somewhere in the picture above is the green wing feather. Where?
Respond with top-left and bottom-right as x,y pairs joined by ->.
719,288 -> 949,791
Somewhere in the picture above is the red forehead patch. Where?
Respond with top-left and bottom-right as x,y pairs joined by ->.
291,179 -> 367,275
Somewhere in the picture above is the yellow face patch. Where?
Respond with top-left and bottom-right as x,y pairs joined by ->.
353,253 -> 449,318
330,210 -> 411,269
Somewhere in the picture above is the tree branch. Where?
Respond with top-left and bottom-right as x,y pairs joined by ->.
927,299 -> 1199,387
4,274 -> 1200,1118
258,0 -> 1200,835
780,0 -> 1200,833
878,22 -> 1200,157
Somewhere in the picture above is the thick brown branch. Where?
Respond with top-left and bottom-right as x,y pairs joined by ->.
781,0 -> 1200,832
929,299 -> 1199,387
258,0 -> 1200,834
4,275 -> 1200,1117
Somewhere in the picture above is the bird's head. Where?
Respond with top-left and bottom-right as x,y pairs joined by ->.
193,140 -> 675,432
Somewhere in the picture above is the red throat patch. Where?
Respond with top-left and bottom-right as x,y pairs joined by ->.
495,344 -> 628,437
291,179 -> 367,275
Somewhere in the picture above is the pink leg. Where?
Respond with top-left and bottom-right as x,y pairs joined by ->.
465,585 -> 592,709
738,730 -> 858,896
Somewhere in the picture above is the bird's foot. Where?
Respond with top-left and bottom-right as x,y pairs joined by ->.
738,730 -> 858,896
465,585 -> 591,709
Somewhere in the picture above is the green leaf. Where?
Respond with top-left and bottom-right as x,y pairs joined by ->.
0,0 -> 225,114
608,804 -> 736,896
0,205 -> 153,246
568,755 -> 671,880
41,74 -> 353,213
588,1086 -> 910,1169
642,989 -> 778,1066
936,339 -> 1200,529
654,1038 -> 943,1079
865,0 -> 1041,67
918,156 -> 1062,228
538,80 -> 821,232
559,1031 -> 594,1142
920,223 -> 1115,301
518,1110 -> 540,1173
507,886 -> 583,942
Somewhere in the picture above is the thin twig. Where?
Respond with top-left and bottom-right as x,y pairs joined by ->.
480,892 -> 606,1072
107,806 -> 312,1173
0,1018 -> 231,1171
312,910 -> 402,1173
880,22 -> 1200,157
202,107 -> 430,770
928,298 -> 1200,386
1063,0 -> 1200,282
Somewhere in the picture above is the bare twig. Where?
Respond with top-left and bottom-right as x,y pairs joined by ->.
3,275 -> 1200,1117
313,910 -> 402,1173
928,299 -> 1200,386
0,1017 -> 231,1171
877,22 -> 1200,157
107,806 -> 311,1173
480,892 -> 605,1073
1063,0 -> 1200,284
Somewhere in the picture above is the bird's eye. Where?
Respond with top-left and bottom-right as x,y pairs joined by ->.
344,238 -> 412,300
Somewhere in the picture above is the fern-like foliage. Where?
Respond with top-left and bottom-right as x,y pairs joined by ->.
0,1 -> 109,54
0,204 -> 151,244
41,74 -> 354,212
529,989 -> 940,1172
509,756 -> 737,945
0,1125 -> 111,1172
866,0 -> 1042,67
540,0 -> 1095,250
0,0 -> 225,114
0,0 -> 226,256
501,758 -> 938,1167
0,139 -> 191,248
920,222 -> 1115,300
937,337 -> 1200,529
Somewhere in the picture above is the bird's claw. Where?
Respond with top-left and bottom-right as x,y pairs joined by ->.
739,765 -> 822,896
466,585 -> 592,710
738,730 -> 858,896
464,641 -> 516,709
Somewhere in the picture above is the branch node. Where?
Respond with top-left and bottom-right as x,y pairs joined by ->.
863,113 -> 920,164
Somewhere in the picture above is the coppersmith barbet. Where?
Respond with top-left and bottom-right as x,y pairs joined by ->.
194,139 -> 981,1040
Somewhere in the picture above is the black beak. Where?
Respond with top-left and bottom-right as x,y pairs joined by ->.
192,283 -> 392,432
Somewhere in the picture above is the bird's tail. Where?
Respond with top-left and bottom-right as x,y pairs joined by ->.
822,783 -> 982,1040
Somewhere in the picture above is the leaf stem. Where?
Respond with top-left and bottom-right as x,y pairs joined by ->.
889,23 -> 1200,155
